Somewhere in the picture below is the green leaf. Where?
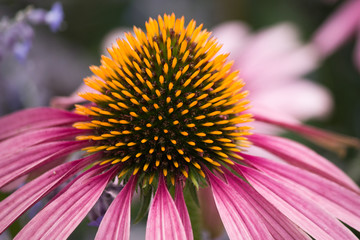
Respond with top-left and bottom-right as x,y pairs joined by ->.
184,186 -> 202,240
187,180 -> 200,207
133,186 -> 152,224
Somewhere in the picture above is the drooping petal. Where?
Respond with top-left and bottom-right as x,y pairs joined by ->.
242,153 -> 360,231
0,153 -> 101,234
237,23 -> 302,75
174,183 -> 193,240
146,176 -> 187,240
0,107 -> 89,140
0,140 -> 89,188
245,104 -> 300,136
14,167 -> 117,240
250,80 -> 332,122
248,133 -> 359,191
95,176 -> 136,240
312,0 -> 360,57
0,127 -> 87,158
223,168 -> 310,240
207,171 -> 273,240
253,112 -> 360,154
247,45 -> 319,85
237,24 -> 317,91
235,165 -> 358,240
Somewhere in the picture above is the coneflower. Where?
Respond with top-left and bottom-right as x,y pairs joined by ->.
0,14 -> 359,240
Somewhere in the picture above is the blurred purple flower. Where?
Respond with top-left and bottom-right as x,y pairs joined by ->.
0,2 -> 64,62
312,0 -> 360,72
26,2 -> 64,32
13,39 -> 32,62
88,180 -> 123,227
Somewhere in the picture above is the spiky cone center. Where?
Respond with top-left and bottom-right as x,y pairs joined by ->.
74,14 -> 253,186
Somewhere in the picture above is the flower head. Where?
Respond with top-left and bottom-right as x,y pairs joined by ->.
0,14 -> 359,240
73,14 -> 251,187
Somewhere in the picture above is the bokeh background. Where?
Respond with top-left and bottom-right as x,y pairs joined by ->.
1,0 -> 359,239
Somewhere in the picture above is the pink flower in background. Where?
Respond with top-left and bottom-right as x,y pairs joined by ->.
313,0 -> 360,72
0,14 -> 359,240
213,21 -> 360,154
213,21 -> 332,127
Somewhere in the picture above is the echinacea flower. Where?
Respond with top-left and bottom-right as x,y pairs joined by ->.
1,14 -> 360,240
313,0 -> 360,72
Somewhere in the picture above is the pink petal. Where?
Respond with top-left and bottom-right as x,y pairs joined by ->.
95,176 -> 136,240
207,171 -> 273,240
0,127 -> 87,158
146,176 -> 187,240
174,183 -> 193,240
246,105 -> 299,136
0,107 -> 89,140
312,0 -> 360,57
247,45 -> 319,84
47,163 -> 111,205
0,140 -> 89,188
211,21 -> 250,58
223,168 -> 310,240
248,133 -> 359,191
0,153 -> 101,234
237,23 -> 301,72
242,154 -> 360,231
241,46 -> 319,93
235,165 -> 358,240
250,80 -> 333,122
236,24 -> 318,91
14,167 -> 117,240
253,112 -> 360,154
